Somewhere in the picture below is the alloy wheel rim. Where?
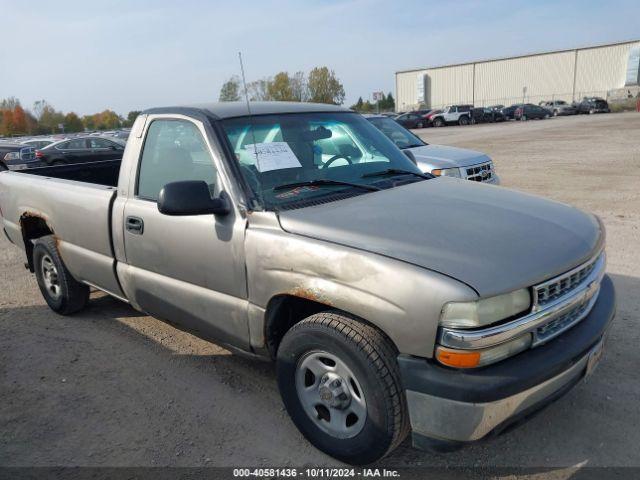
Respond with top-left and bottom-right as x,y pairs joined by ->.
41,254 -> 62,300
295,351 -> 367,439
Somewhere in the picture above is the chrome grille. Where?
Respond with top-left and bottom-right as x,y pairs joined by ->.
466,162 -> 493,182
535,255 -> 600,306
535,296 -> 592,343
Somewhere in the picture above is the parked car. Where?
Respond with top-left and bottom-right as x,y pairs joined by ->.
366,114 -> 499,184
429,105 -> 473,127
501,104 -> 523,120
470,107 -> 505,124
0,142 -> 40,171
576,97 -> 610,114
514,104 -> 551,121
540,100 -> 577,116
0,102 -> 614,465
395,110 -> 432,129
20,137 -> 59,149
35,136 -> 125,166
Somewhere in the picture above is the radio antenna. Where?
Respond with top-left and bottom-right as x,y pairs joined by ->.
238,52 -> 262,206
238,52 -> 260,167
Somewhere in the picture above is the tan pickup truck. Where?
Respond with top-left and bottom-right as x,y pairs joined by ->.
0,102 -> 615,464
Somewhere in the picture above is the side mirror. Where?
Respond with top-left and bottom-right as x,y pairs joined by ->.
158,180 -> 230,216
403,149 -> 417,166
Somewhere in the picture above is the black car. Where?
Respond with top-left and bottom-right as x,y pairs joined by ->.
514,104 -> 550,121
576,97 -> 610,114
36,136 -> 125,166
394,110 -> 432,129
0,142 -> 39,171
501,104 -> 523,120
470,107 -> 505,124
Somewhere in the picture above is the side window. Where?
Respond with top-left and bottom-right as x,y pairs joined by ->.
66,139 -> 87,149
89,138 -> 113,149
137,119 -> 219,202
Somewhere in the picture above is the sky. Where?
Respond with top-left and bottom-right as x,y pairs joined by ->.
1,0 -> 639,116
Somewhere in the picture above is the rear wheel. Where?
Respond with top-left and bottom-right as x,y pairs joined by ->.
33,235 -> 89,315
458,115 -> 469,126
276,312 -> 409,465
416,121 -> 424,128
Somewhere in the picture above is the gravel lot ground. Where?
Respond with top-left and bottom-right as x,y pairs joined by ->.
1,112 -> 639,473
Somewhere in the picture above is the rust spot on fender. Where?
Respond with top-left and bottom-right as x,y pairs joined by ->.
289,287 -> 333,306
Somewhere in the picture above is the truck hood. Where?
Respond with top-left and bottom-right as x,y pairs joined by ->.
277,178 -> 602,297
408,144 -> 490,170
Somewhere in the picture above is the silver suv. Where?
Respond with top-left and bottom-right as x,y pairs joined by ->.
366,114 -> 499,184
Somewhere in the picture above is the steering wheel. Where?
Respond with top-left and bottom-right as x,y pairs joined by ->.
321,155 -> 353,169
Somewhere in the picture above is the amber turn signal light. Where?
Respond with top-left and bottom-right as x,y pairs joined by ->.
435,347 -> 481,368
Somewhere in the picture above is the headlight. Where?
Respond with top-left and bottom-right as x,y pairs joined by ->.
440,289 -> 531,329
4,152 -> 20,161
436,333 -> 532,368
431,167 -> 461,178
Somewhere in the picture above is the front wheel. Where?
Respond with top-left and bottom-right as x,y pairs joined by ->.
33,235 -> 89,315
433,117 -> 445,127
276,312 -> 409,465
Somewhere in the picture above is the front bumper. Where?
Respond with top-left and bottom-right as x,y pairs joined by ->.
398,274 -> 615,449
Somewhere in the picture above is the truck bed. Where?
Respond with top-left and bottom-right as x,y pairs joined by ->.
0,161 -> 125,299
23,159 -> 121,187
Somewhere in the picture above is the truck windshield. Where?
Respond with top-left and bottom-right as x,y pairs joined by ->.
366,116 -> 426,150
220,112 -> 427,209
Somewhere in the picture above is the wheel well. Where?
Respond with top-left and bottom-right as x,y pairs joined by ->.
265,295 -> 328,358
20,214 -> 53,271
264,294 -> 401,359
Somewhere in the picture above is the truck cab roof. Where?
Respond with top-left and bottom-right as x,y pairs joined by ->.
142,101 -> 352,120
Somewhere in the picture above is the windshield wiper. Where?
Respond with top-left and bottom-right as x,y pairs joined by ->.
273,179 -> 381,192
361,168 -> 432,180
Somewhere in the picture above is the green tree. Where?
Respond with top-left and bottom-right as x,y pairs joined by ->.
64,112 -> 84,133
307,67 -> 345,105
290,71 -> 308,102
385,92 -> 395,111
268,72 -> 294,101
39,104 -> 65,134
352,96 -> 364,111
124,110 -> 141,127
219,76 -> 241,102
246,78 -> 272,101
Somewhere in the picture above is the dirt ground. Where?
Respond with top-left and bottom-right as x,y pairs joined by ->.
1,112 -> 639,472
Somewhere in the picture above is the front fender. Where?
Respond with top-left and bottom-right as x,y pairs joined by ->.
244,213 -> 477,357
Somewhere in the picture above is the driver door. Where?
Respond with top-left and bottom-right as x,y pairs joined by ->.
120,117 -> 250,349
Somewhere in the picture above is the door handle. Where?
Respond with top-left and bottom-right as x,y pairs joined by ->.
125,216 -> 144,234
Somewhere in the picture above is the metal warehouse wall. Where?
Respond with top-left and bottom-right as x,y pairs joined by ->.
396,40 -> 640,111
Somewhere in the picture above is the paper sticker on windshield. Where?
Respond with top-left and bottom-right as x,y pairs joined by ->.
244,142 -> 302,172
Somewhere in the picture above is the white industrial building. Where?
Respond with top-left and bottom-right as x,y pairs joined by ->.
395,39 -> 640,111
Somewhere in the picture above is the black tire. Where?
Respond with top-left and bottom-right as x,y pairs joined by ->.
33,235 -> 89,315
276,312 -> 409,465
458,115 -> 469,126
553,109 -> 558,117
416,121 -> 424,128
433,117 -> 445,127
52,160 -> 66,166
0,163 -> 7,171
